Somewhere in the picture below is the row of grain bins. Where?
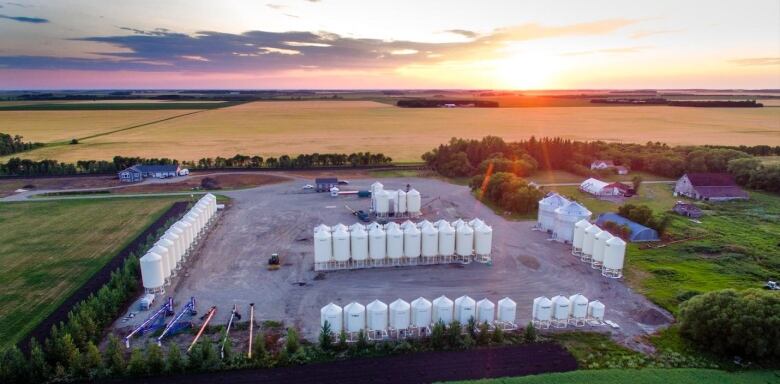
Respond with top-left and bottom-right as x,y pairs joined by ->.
140,194 -> 219,294
370,181 -> 421,218
321,296 -> 517,340
572,220 -> 626,278
314,218 -> 493,271
532,294 -> 605,329
537,193 -> 592,243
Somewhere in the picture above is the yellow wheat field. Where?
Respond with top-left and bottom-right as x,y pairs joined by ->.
4,101 -> 780,162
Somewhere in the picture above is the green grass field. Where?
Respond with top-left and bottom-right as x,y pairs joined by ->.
446,369 -> 780,384
0,197 -> 181,348
546,182 -> 679,216
528,170 -> 672,185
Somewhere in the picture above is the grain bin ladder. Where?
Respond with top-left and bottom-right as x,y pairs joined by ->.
188,306 -> 217,353
221,304 -> 242,359
156,297 -> 197,346
124,297 -> 174,348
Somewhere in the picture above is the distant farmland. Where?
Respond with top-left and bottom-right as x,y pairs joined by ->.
2,100 -> 779,162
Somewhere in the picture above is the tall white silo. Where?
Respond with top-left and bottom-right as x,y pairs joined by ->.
386,190 -> 398,216
452,218 -> 465,229
568,294 -> 589,326
368,226 -> 387,262
350,226 -> 369,265
454,295 -> 476,324
149,245 -> 171,281
421,224 -> 439,258
191,207 -> 206,232
403,225 -> 421,259
375,190 -> 390,217
396,190 -> 407,215
333,223 -> 348,233
315,224 -> 331,233
389,299 -> 411,330
140,253 -> 165,294
410,297 -> 432,328
474,223 -> 492,258
332,226 -> 351,264
587,300 -> 605,322
185,212 -> 202,235
602,236 -> 627,278
438,222 -> 456,257
532,296 -> 552,327
386,225 -> 404,261
550,295 -> 571,328
169,225 -> 189,258
537,193 -> 570,231
155,239 -> 177,272
406,188 -> 421,217
320,303 -> 343,334
432,295 -> 454,324
497,297 -> 517,325
400,220 -> 415,230
180,218 -> 196,245
162,231 -> 183,265
343,302 -> 366,333
371,181 -> 384,194
173,221 -> 193,250
468,218 -> 484,228
581,225 -> 601,263
572,219 -> 591,256
591,231 -> 614,269
314,228 -> 333,266
349,222 -> 366,232
476,298 -> 495,324
456,224 -> 474,258
367,222 -> 381,231
366,300 -> 388,331
434,219 -> 449,229
553,201 -> 592,243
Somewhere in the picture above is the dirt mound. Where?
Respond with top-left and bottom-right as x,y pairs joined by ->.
519,255 -> 541,270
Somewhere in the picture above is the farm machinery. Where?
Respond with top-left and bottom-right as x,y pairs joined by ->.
188,305 -> 217,352
156,297 -> 198,345
124,297 -> 174,348
221,304 -> 242,359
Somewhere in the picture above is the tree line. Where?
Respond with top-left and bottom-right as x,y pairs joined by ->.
0,133 -> 43,156
0,152 -> 393,177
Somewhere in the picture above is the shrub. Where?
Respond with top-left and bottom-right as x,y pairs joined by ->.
523,322 -> 537,343
318,321 -> 333,351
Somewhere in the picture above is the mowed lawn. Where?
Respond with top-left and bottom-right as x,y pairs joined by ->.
8,101 -> 780,162
0,197 -> 180,347
446,369 -> 780,384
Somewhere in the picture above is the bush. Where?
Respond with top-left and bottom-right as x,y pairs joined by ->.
318,322 -> 333,351
678,289 -> 780,360
523,322 -> 537,343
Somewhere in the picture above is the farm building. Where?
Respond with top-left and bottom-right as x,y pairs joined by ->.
118,164 -> 181,183
595,213 -> 659,242
674,173 -> 748,201
673,202 -> 703,218
579,178 -> 631,196
590,160 -> 615,170
315,177 -> 339,192
614,166 -> 629,175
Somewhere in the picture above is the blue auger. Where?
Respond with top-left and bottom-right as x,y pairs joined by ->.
125,297 -> 174,348
157,297 -> 198,345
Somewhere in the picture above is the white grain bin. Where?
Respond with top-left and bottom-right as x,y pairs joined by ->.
476,298 -> 495,324
454,295 -> 476,323
147,251 -> 169,284
330,186 -> 340,197
537,193 -> 570,231
156,238 -> 177,271
314,228 -> 333,264
315,224 -> 331,233
196,202 -> 212,224
172,221 -> 193,249
587,300 -> 605,321
366,300 -> 388,331
468,218 -> 484,228
432,295 -> 454,324
374,189 -> 390,216
333,223 -> 348,232
168,225 -> 188,257
185,211 -> 202,233
434,219 -> 449,229
386,225 -> 404,260
568,294 -> 589,326
149,245 -> 171,280
581,225 -> 601,262
396,190 -> 407,214
191,206 -> 207,231
403,225 -> 422,258
497,297 -> 517,325
386,190 -> 397,214
371,181 -> 384,194
320,303 -> 343,334
410,297 -> 432,328
400,220 -> 415,230
368,226 -> 387,261
343,302 -> 366,333
553,202 -> 592,243
452,218 -> 465,229
367,222 -> 382,231
532,297 -> 553,326
572,219 -> 591,255
438,222 -> 456,257
416,219 -> 431,229
332,226 -> 351,263
602,236 -> 627,278
389,299 -> 411,330
550,295 -> 571,328
385,221 -> 400,231
350,226 -> 369,263
421,224 -> 439,258
406,188 -> 421,216
162,231 -> 183,264
180,217 -> 197,244
591,230 -> 614,269
140,252 -> 165,293
349,222 -> 366,232
474,223 -> 493,257
456,223 -> 474,257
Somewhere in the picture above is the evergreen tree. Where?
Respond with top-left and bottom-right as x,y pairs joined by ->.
145,343 -> 165,375
491,325 -> 505,344
187,343 -> 205,371
166,344 -> 185,374
59,334 -> 81,373
0,346 -> 29,383
104,335 -> 126,376
126,348 -> 147,376
356,329 -> 369,351
477,322 -> 491,345
430,320 -> 446,350
446,321 -> 462,349
319,321 -> 333,351
337,330 -> 348,351
200,341 -> 221,371
523,322 -> 537,343
80,341 -> 103,378
28,339 -> 51,383
285,327 -> 300,354
250,333 -> 269,368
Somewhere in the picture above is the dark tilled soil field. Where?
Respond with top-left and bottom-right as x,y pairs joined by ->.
119,343 -> 577,384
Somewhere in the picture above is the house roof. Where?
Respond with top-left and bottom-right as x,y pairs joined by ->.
683,173 -> 747,198
130,164 -> 179,173
580,178 -> 610,193
595,213 -> 659,242
315,177 -> 338,183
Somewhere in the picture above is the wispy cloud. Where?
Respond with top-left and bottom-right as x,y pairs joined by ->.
561,46 -> 651,56
6,2 -> 33,8
729,57 -> 780,66
445,29 -> 478,39
630,29 -> 682,39
266,3 -> 286,10
0,13 -> 49,23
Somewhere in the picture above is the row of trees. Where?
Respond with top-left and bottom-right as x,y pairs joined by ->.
0,133 -> 42,156
617,204 -> 672,235
727,157 -> 780,193
469,172 -> 545,215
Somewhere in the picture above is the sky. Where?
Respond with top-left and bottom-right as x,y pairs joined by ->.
0,0 -> 778,89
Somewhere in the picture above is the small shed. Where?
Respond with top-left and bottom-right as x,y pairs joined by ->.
673,202 -> 702,218
590,160 -> 615,170
595,213 -> 659,242
315,177 -> 338,192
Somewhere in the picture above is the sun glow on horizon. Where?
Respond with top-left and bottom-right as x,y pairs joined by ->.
493,54 -> 565,90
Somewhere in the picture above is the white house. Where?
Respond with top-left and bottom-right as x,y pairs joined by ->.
590,160 -> 615,170
579,178 -> 627,196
